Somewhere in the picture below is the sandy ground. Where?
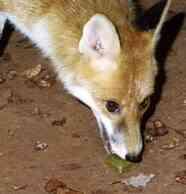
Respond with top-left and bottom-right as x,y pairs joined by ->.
0,0 -> 186,194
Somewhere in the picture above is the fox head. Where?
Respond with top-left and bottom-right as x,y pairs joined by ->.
63,0 -> 171,161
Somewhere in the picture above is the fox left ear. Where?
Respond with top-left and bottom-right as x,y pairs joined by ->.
79,14 -> 120,59
152,0 -> 171,48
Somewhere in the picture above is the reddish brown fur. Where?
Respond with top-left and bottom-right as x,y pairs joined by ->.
0,0 -> 171,157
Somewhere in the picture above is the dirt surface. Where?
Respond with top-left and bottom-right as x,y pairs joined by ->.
0,1 -> 186,194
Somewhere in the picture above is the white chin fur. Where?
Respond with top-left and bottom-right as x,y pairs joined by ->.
110,142 -> 127,159
95,113 -> 128,159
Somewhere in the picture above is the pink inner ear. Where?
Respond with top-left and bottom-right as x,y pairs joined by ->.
87,32 -> 104,55
88,38 -> 98,50
86,27 -> 103,52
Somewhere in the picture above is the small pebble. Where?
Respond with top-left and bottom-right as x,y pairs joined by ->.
175,170 -> 186,185
7,70 -> 17,80
0,152 -> 4,157
122,173 -> 155,188
161,138 -> 180,150
145,134 -> 154,143
22,64 -> 42,79
32,107 -> 41,115
146,120 -> 168,137
34,141 -> 48,151
0,74 -> 6,84
45,179 -> 66,193
37,80 -> 51,88
161,143 -> 176,150
8,129 -> 16,137
45,178 -> 83,194
13,184 -> 28,191
52,118 -> 66,127
72,133 -> 81,138
154,120 -> 164,128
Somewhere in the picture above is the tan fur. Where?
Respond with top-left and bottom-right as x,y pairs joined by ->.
0,0 -> 171,159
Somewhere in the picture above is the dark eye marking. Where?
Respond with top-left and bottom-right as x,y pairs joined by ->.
105,100 -> 120,113
139,97 -> 150,111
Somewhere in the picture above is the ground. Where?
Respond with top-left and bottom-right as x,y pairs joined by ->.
0,0 -> 186,194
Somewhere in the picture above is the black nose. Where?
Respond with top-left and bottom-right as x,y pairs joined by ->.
126,153 -> 142,163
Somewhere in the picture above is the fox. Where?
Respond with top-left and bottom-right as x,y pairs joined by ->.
0,0 -> 171,162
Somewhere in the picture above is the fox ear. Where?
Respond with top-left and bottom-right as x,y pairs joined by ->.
152,0 -> 171,48
79,14 -> 120,58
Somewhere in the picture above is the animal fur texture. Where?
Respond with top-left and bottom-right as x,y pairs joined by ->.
0,0 -> 171,161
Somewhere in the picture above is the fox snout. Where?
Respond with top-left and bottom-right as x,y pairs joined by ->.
94,111 -> 143,162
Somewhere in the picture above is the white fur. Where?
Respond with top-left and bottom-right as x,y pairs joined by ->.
3,14 -> 52,57
110,139 -> 128,159
91,57 -> 118,72
31,19 -> 53,56
67,85 -> 96,109
0,14 -> 6,36
98,114 -> 127,159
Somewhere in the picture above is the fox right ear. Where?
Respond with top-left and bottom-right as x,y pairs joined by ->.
79,14 -> 120,59
152,0 -> 171,48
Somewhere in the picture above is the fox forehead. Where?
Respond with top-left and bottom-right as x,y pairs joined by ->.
80,29 -> 156,103
121,28 -> 157,102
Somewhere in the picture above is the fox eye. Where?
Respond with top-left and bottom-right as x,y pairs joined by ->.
106,100 -> 120,113
139,97 -> 150,111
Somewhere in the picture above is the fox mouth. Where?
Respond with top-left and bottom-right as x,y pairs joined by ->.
91,108 -> 129,159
